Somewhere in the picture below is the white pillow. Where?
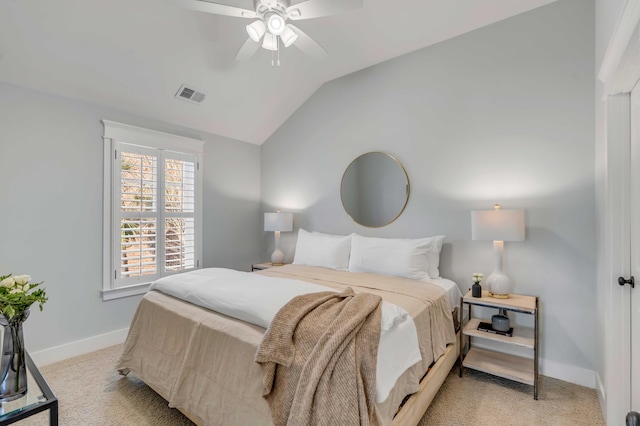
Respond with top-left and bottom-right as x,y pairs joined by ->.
349,234 -> 445,280
293,229 -> 352,271
424,235 -> 444,278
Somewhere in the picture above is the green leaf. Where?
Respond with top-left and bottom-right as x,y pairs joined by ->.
4,305 -> 15,319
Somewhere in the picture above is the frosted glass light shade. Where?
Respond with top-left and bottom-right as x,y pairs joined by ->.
267,14 -> 285,35
262,34 -> 278,51
281,25 -> 298,47
246,20 -> 266,42
471,209 -> 525,242
264,212 -> 293,232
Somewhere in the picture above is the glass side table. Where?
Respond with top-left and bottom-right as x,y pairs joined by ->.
0,352 -> 58,425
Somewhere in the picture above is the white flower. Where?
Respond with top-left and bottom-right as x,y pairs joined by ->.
0,272 -> 47,320
13,275 -> 31,286
0,277 -> 14,288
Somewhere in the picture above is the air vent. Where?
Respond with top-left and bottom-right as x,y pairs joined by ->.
175,84 -> 206,104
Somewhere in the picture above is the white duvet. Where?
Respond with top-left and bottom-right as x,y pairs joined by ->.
150,268 -> 422,403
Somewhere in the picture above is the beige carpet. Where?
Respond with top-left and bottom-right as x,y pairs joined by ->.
419,368 -> 604,426
19,345 -> 604,425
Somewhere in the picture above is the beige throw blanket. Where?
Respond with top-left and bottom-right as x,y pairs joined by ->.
255,288 -> 382,426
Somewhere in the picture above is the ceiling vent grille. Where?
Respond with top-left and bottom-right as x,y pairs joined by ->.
175,84 -> 206,104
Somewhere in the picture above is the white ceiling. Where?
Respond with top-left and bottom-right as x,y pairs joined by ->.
0,0 -> 558,145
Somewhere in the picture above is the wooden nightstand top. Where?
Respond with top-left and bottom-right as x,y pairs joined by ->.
462,290 -> 537,313
252,262 -> 286,271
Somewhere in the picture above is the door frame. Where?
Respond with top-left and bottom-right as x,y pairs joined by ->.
603,93 -> 632,424
630,82 -> 640,413
598,0 -> 640,423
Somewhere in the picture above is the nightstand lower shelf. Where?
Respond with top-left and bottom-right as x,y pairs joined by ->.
463,347 -> 535,386
463,318 -> 535,348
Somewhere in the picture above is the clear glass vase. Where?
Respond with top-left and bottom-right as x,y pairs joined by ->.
0,309 -> 29,402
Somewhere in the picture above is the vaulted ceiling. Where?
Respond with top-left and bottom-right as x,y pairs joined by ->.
0,0 -> 558,145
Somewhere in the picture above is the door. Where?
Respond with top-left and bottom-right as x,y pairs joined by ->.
629,83 -> 640,411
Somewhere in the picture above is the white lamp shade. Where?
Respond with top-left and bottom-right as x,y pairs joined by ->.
264,212 -> 293,232
246,20 -> 266,42
281,25 -> 298,47
471,209 -> 525,241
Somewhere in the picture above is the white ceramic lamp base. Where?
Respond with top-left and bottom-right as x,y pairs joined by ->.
270,230 -> 284,266
486,240 -> 513,298
270,248 -> 284,266
486,270 -> 513,299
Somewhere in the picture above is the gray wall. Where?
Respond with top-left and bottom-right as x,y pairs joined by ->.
0,82 -> 261,353
261,0 -> 596,380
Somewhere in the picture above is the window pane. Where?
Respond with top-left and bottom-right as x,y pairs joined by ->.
165,158 -> 195,213
121,152 -> 157,212
121,218 -> 157,277
165,217 -> 195,272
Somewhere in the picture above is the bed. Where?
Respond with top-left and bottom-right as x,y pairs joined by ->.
116,262 -> 460,426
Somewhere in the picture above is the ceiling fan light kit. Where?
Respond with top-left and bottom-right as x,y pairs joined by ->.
177,0 -> 364,64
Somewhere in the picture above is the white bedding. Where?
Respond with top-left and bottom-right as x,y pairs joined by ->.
431,277 -> 463,311
150,267 -> 421,403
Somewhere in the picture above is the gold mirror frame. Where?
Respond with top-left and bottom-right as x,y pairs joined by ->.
340,151 -> 411,228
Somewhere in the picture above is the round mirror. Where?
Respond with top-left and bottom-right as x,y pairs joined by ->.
340,152 -> 410,228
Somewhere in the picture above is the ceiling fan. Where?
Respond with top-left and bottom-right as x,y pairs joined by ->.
177,0 -> 363,64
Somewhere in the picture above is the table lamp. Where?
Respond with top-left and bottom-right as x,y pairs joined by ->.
264,211 -> 293,266
471,204 -> 525,298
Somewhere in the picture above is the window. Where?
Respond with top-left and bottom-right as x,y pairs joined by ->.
102,121 -> 203,300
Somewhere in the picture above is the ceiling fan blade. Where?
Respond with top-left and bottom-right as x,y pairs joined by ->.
176,0 -> 257,18
286,0 -> 362,20
288,25 -> 328,60
235,37 -> 261,61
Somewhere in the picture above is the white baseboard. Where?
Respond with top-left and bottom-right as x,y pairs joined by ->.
596,372 -> 606,420
540,358 -> 596,389
30,328 -> 129,367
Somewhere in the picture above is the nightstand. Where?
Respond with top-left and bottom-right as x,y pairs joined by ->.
0,351 -> 58,425
459,290 -> 539,399
251,262 -> 285,271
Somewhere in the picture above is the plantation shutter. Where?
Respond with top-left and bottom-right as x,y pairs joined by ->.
114,143 -> 198,287
117,144 -> 158,284
164,153 -> 196,272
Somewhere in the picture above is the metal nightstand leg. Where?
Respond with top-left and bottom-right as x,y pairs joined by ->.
534,297 -> 539,400
459,296 -> 463,377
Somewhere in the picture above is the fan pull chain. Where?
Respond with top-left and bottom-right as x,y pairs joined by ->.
271,36 -> 280,67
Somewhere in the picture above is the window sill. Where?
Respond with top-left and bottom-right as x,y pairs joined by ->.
102,283 -> 150,301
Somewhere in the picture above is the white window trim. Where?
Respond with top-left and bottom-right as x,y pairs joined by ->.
101,120 -> 204,300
